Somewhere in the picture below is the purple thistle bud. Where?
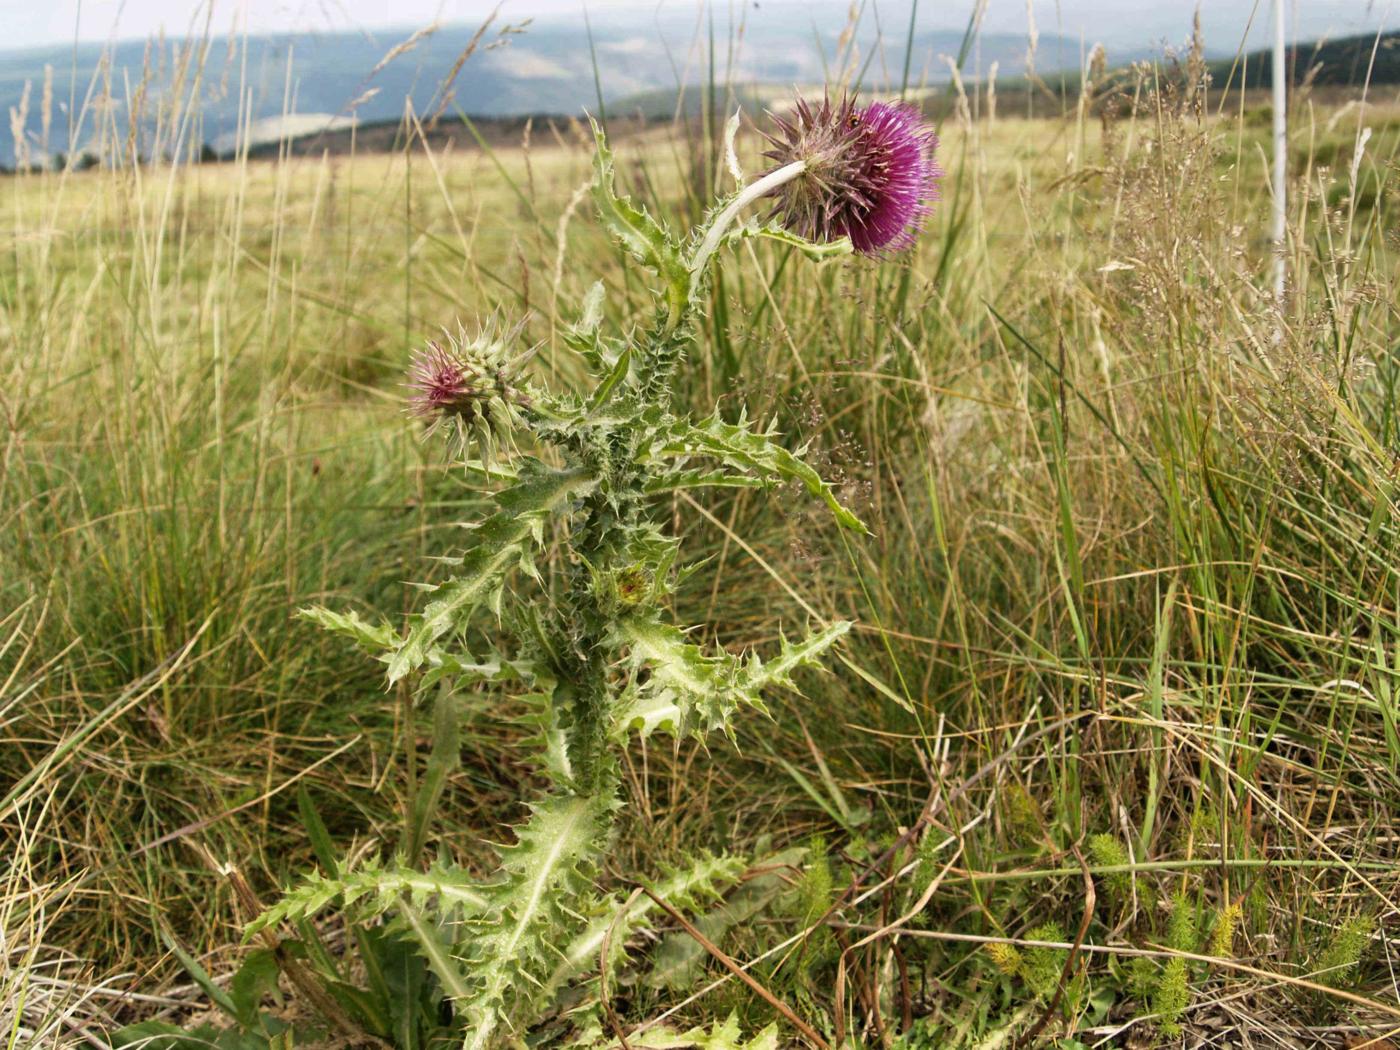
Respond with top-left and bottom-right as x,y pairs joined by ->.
407,341 -> 480,420
405,318 -> 531,458
762,95 -> 941,255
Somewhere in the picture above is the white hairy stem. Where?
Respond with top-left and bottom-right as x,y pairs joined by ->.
685,159 -> 808,302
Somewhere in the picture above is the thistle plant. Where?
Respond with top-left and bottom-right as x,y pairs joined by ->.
241,96 -> 940,1048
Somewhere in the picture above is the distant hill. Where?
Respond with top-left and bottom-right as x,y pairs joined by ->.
0,11 -> 1081,169
1209,29 -> 1400,88
3,11 -> 1392,170
1019,29 -> 1400,107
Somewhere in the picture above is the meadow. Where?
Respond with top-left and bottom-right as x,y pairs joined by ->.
2,39 -> 1400,1048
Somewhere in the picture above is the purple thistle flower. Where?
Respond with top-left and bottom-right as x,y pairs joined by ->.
762,95 -> 941,255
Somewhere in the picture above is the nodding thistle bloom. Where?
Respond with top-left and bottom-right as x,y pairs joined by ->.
762,94 -> 940,255
406,318 -> 531,459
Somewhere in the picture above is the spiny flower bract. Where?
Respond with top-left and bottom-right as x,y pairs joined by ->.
763,94 -> 941,255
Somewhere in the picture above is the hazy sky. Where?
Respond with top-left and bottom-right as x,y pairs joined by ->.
1,0 -> 1395,53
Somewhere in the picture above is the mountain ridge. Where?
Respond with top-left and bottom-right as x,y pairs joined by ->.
2,15 -> 1395,170
0,13 -> 1087,168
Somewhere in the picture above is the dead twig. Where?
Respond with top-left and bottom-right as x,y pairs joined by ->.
638,884 -> 830,1050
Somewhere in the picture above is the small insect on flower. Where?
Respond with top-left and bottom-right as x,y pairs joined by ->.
762,94 -> 941,255
406,318 -> 532,460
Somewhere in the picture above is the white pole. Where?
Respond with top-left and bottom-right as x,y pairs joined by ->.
1271,0 -> 1287,305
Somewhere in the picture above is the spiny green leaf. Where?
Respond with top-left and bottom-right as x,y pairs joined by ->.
612,686 -> 686,742
645,849 -> 805,992
723,219 -> 854,261
460,791 -> 615,1050
590,1013 -> 779,1050
586,345 -> 634,410
550,852 -> 747,991
302,606 -> 519,691
245,859 -> 489,941
298,606 -> 398,654
748,622 -> 854,692
564,280 -> 629,377
388,465 -> 597,683
491,653 -> 572,787
589,118 -> 688,319
612,618 -> 747,739
612,618 -> 851,741
654,414 -> 868,533
574,280 -> 606,341
418,651 -> 518,691
644,469 -> 767,495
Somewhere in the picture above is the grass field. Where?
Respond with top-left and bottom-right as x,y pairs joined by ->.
3,41 -> 1400,1048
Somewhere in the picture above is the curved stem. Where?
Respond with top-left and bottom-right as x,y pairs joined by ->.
680,159 -> 808,321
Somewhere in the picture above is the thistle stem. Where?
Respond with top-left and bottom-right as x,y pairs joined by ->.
684,159 -> 808,309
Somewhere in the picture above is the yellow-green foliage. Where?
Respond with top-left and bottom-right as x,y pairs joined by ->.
985,942 -> 1023,977
1000,783 -> 1043,848
1022,922 -> 1068,1000
1207,901 -> 1241,958
1087,833 -> 1132,902
1167,893 -> 1198,954
1315,914 -> 1375,988
1152,894 -> 1198,1034
1127,957 -> 1158,1003
795,837 -> 833,925
1152,957 -> 1191,1036
793,838 -> 835,960
1088,832 -> 1155,918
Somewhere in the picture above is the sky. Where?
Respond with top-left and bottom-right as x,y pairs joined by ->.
0,0 -> 1395,55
